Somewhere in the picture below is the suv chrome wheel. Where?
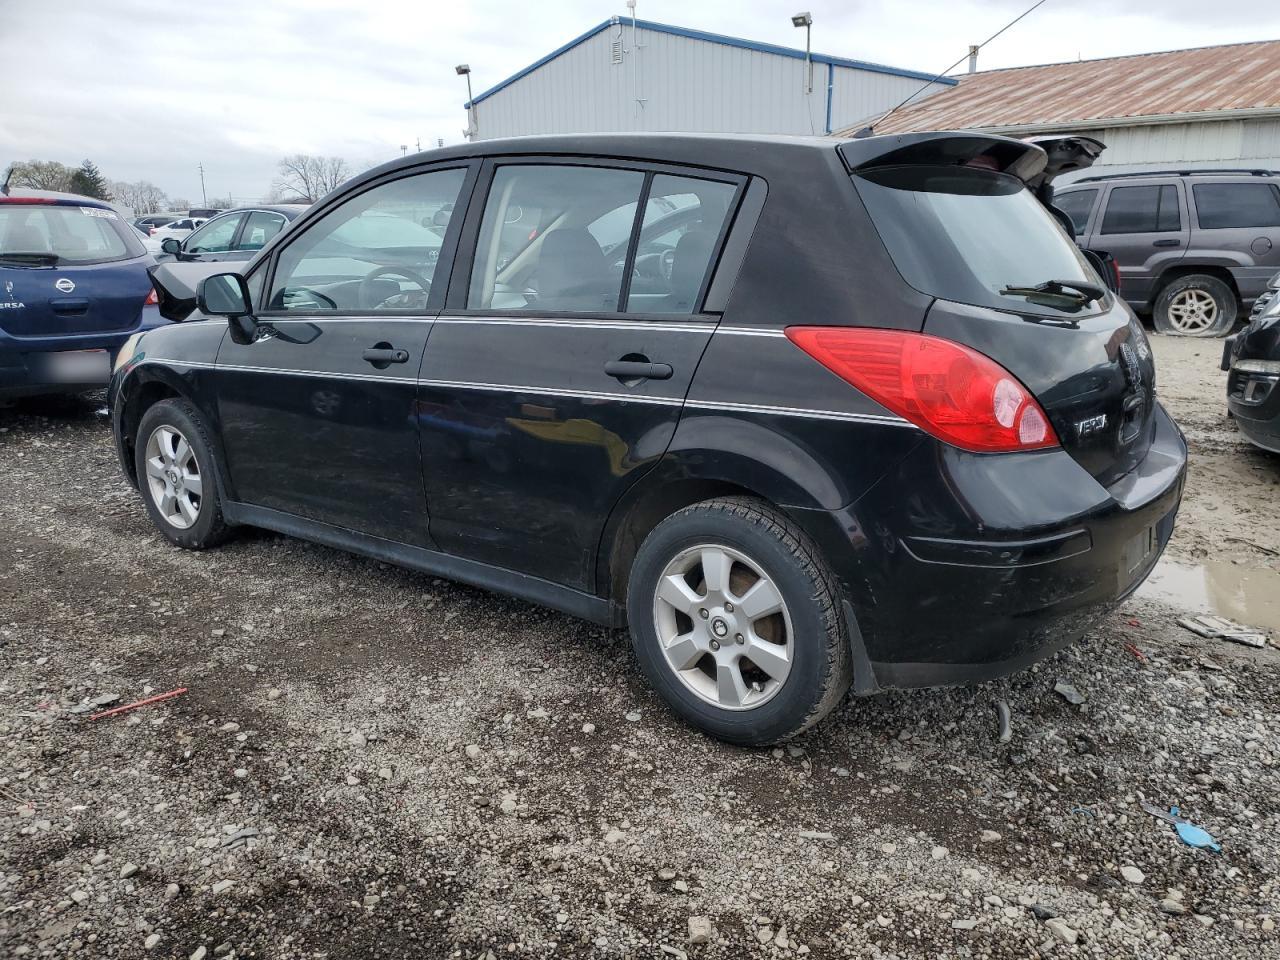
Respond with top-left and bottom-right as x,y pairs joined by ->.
652,543 -> 793,711
144,424 -> 203,530
1166,288 -> 1218,333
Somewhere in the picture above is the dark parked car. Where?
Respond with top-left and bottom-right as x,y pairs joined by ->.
1,191 -> 166,398
1222,290 -> 1280,453
157,205 -> 308,264
109,132 -> 1186,743
1055,169 -> 1280,337
1249,268 -> 1280,322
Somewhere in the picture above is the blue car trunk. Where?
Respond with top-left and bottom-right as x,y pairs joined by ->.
0,258 -> 151,338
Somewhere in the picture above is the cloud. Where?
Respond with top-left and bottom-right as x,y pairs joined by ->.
2,0 -> 1278,203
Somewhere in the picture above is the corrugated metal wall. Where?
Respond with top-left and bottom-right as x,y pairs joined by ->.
1055,118 -> 1280,183
473,25 -> 947,139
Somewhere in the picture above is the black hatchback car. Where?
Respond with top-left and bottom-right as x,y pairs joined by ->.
108,132 -> 1187,744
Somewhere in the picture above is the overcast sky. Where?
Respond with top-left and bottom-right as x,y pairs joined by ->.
3,0 -> 1279,204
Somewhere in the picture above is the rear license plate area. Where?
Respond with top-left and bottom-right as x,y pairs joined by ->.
30,349 -> 111,385
1122,525 -> 1155,577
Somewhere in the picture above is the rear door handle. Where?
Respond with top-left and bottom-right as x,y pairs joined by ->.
1152,239 -> 1181,248
362,347 -> 410,365
604,359 -> 673,381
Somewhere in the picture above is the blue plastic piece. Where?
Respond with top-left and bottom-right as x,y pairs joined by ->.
1170,806 -> 1222,852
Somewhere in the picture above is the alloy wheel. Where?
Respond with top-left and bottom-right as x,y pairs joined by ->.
1166,288 -> 1218,334
652,543 -> 794,711
144,424 -> 203,530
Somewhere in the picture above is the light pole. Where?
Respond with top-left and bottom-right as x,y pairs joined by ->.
456,64 -> 477,140
791,12 -> 813,95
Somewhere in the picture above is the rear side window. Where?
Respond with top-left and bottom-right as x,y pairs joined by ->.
239,211 -> 287,251
1054,189 -> 1097,236
852,165 -> 1098,318
1101,184 -> 1180,234
1193,182 -> 1280,229
0,203 -> 142,263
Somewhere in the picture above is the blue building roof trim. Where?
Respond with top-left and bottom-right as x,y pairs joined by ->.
464,18 -> 957,108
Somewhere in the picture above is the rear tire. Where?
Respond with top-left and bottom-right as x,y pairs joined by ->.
1153,274 -> 1236,337
626,496 -> 852,745
134,399 -> 232,550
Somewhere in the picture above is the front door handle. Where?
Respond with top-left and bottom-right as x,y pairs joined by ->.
363,347 -> 410,365
1152,238 -> 1181,248
604,359 -> 673,381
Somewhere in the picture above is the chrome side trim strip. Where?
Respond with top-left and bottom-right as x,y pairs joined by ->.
136,360 -> 910,425
432,315 -> 712,334
685,398 -> 914,427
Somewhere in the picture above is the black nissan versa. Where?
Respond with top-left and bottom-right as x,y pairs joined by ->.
108,132 -> 1187,744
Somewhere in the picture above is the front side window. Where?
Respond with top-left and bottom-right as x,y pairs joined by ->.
1100,184 -> 1180,234
1193,182 -> 1280,229
238,211 -> 287,251
469,165 -> 644,312
186,213 -> 244,254
1054,189 -> 1097,236
853,165 -> 1101,317
268,167 -> 466,313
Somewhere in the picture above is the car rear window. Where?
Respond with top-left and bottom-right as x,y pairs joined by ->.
852,165 -> 1100,317
0,203 -> 144,264
1192,182 -> 1280,229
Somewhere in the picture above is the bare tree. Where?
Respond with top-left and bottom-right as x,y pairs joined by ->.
273,154 -> 351,203
9,160 -> 75,191
110,180 -> 169,215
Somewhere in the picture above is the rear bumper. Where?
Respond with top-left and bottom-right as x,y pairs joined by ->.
1227,363 -> 1280,454
0,306 -> 166,398
790,403 -> 1188,691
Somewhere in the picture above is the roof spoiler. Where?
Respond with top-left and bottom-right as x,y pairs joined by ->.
837,131 -> 1047,185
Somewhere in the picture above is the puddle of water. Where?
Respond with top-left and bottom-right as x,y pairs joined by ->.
1137,558 -> 1280,633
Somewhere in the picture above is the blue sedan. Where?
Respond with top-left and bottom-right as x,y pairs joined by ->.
1,190 -> 167,398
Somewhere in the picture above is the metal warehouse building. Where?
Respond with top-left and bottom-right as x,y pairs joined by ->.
846,39 -> 1280,182
463,18 -> 954,140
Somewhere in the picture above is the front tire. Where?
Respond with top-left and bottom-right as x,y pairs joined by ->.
1153,274 -> 1236,337
134,398 -> 231,550
626,497 -> 852,745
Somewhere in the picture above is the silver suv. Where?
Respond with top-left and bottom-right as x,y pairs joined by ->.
1055,170 -> 1280,337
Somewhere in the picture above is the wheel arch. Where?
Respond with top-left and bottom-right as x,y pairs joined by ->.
1152,262 -> 1242,305
116,366 -> 228,493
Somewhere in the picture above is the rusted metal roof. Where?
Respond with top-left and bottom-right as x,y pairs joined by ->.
851,39 -> 1280,135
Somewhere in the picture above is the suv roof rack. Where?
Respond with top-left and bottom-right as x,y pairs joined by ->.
1074,168 -> 1280,183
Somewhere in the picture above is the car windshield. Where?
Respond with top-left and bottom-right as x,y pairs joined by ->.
852,165 -> 1102,317
0,203 -> 140,264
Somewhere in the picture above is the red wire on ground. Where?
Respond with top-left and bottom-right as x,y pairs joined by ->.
88,687 -> 188,720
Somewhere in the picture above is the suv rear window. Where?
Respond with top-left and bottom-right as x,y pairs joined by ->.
0,203 -> 144,264
853,165 -> 1100,317
1193,182 -> 1280,229
1100,184 -> 1180,234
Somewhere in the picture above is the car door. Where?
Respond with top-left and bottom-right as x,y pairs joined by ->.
1188,178 -> 1280,302
179,212 -> 246,262
418,159 -> 744,591
1087,180 -> 1188,305
214,163 -> 475,544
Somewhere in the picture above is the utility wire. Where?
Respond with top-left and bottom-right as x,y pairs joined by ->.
858,0 -> 1052,134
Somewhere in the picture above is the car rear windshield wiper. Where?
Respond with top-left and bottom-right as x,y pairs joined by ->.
999,279 -> 1107,306
0,252 -> 60,267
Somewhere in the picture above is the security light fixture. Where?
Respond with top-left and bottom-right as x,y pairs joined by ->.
456,65 -> 477,140
791,12 -> 812,27
791,13 -> 813,94
455,64 -> 470,76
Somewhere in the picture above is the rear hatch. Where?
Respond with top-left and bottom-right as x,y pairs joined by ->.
840,133 -> 1156,487
0,198 -> 152,338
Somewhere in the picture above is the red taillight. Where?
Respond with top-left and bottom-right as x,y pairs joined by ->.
785,327 -> 1059,453
148,226 -> 157,235
144,287 -> 159,306
1111,258 -> 1122,293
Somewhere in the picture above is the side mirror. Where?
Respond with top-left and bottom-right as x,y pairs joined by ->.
160,237 -> 182,255
198,273 -> 258,341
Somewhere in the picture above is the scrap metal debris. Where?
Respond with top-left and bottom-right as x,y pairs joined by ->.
1178,615 -> 1268,649
995,699 -> 1012,743
1053,681 -> 1086,705
89,688 -> 188,721
1140,801 -> 1222,852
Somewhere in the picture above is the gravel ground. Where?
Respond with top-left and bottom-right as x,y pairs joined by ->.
1,335 -> 1278,960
